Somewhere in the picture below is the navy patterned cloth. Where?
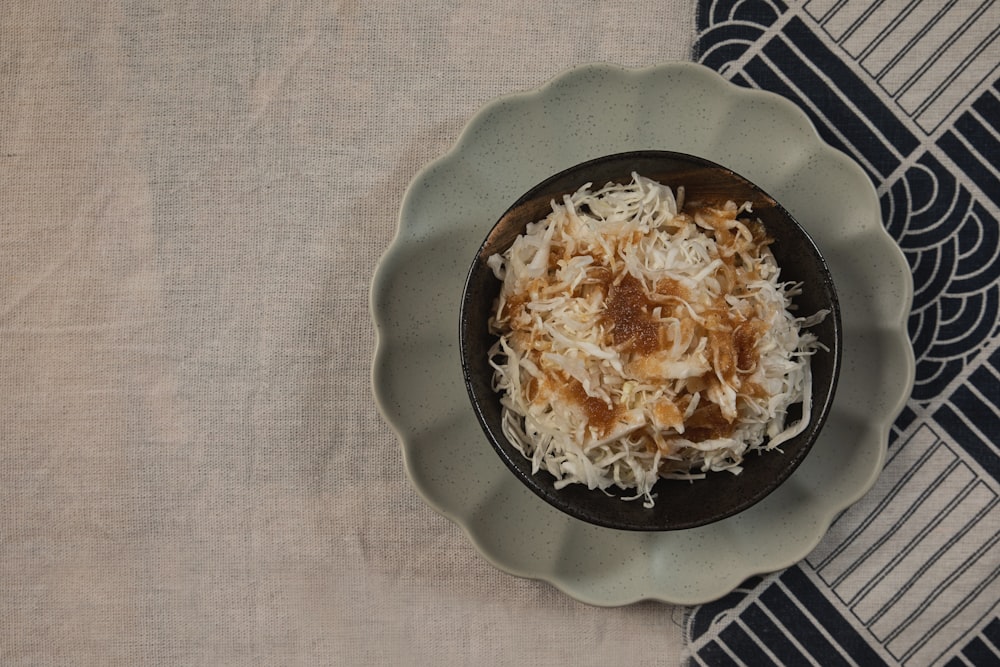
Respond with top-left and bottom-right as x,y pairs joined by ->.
688,1 -> 999,665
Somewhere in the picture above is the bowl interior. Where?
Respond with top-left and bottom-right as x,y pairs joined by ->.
460,151 -> 842,531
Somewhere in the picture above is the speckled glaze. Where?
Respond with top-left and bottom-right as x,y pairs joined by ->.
460,151 -> 842,531
371,62 -> 914,605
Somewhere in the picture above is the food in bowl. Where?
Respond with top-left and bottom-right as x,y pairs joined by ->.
485,173 -> 828,507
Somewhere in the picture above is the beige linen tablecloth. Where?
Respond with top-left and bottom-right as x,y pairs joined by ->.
2,2 -> 693,663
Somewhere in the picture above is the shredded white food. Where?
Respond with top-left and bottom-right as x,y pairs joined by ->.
487,173 -> 827,507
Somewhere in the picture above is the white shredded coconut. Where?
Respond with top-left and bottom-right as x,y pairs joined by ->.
488,173 -> 826,507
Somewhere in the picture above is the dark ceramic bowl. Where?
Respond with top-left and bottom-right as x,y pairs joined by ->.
460,151 -> 841,531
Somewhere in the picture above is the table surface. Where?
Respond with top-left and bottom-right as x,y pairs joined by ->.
3,1 -> 997,665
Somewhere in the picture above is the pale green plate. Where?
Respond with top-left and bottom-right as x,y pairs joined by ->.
370,62 -> 915,606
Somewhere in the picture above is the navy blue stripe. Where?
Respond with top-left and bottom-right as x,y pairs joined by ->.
949,385 -> 999,442
759,584 -> 852,667
982,618 -> 1000,653
755,38 -> 901,180
895,404 -> 918,434
954,113 -> 1000,186
781,565 -> 890,666
934,402 -> 1000,483
962,636 -> 997,666
969,363 -> 1000,406
697,640 -> 740,667
971,88 -> 1000,129
938,130 -> 1000,205
984,617 -> 1000,648
741,602 -> 810,665
782,15 -> 920,156
991,345 -> 1000,369
952,364 -> 1000,420
942,657 -> 965,667
719,624 -> 777,666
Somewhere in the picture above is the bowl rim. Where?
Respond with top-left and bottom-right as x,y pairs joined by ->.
459,149 -> 843,531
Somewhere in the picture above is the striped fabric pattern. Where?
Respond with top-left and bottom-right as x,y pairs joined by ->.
689,1 -> 1000,665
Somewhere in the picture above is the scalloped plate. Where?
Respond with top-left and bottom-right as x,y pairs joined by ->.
371,62 -> 914,606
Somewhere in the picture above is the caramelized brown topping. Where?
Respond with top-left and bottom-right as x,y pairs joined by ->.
734,319 -> 766,372
604,274 -> 661,355
651,398 -> 683,429
562,375 -> 622,436
501,292 -> 529,320
683,402 -> 736,442
708,328 -> 736,379
653,276 -> 690,301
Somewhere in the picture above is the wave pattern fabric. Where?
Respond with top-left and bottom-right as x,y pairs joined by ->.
689,1 -> 999,665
